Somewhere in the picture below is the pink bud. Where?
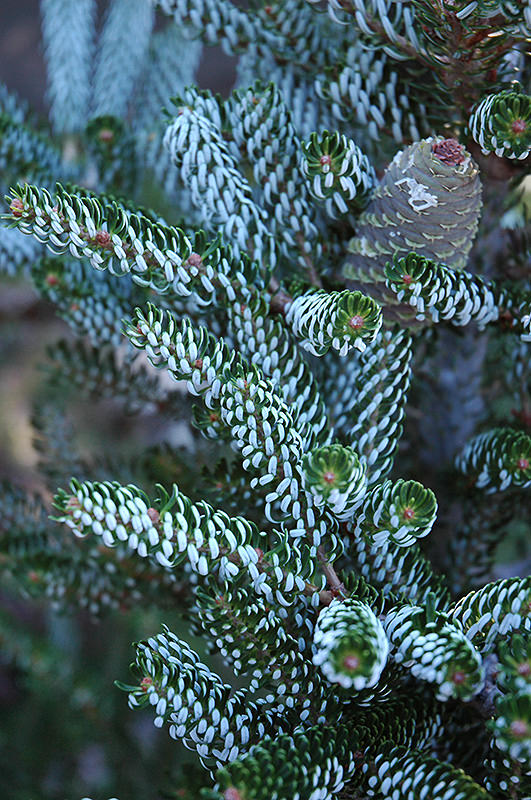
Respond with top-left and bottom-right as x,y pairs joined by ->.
432,138 -> 465,166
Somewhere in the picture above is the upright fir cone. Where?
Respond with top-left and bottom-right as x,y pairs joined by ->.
344,137 -> 482,308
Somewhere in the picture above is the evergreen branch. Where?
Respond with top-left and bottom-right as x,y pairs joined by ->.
335,327 -> 413,486
450,576 -> 531,652
0,480 -> 185,614
302,443 -> 368,520
226,81 -> 323,279
126,305 -> 344,563
361,743 -> 493,799
353,478 -> 437,548
163,88 -> 275,267
385,252 -> 499,328
302,129 -> 375,218
53,478 -> 330,606
40,0 -> 95,133
285,287 -> 382,356
383,602 -> 484,702
208,694 -> 445,799
4,183 -> 265,302
314,44 -> 438,143
193,578 -> 333,707
91,0 -> 155,119
468,86 -> 531,161
226,289 -> 329,442
122,625 -> 298,767
208,724 -> 357,799
312,597 -> 389,690
455,427 -> 531,494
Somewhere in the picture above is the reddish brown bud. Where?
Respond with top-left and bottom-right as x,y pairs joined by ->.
517,661 -> 531,676
65,497 -> 81,510
512,119 -> 527,135
323,471 -> 336,484
452,670 -> 466,685
343,654 -> 360,670
45,273 -> 60,287
10,197 -> 25,217
432,138 -> 466,166
147,507 -> 160,524
187,252 -> 203,267
510,719 -> 529,738
140,677 -> 153,692
517,457 -> 529,470
403,507 -> 415,520
98,128 -> 115,143
224,789 -> 243,800
95,230 -> 112,248
402,274 -> 413,285
349,314 -> 364,330
320,154 -> 332,167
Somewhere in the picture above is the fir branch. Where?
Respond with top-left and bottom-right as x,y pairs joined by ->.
385,252 -> 499,328
360,743 -> 493,799
353,478 -> 437,549
4,183 -> 265,302
0,224 -> 42,276
122,625 -> 300,767
125,305 -> 344,563
0,114 -> 68,189
383,602 -> 484,702
455,427 -> 531,494
450,576 -> 531,652
41,0 -> 95,133
285,287 -> 382,356
91,0 -> 155,119
312,596 -> 389,690
333,327 -> 413,486
53,478 -> 331,606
